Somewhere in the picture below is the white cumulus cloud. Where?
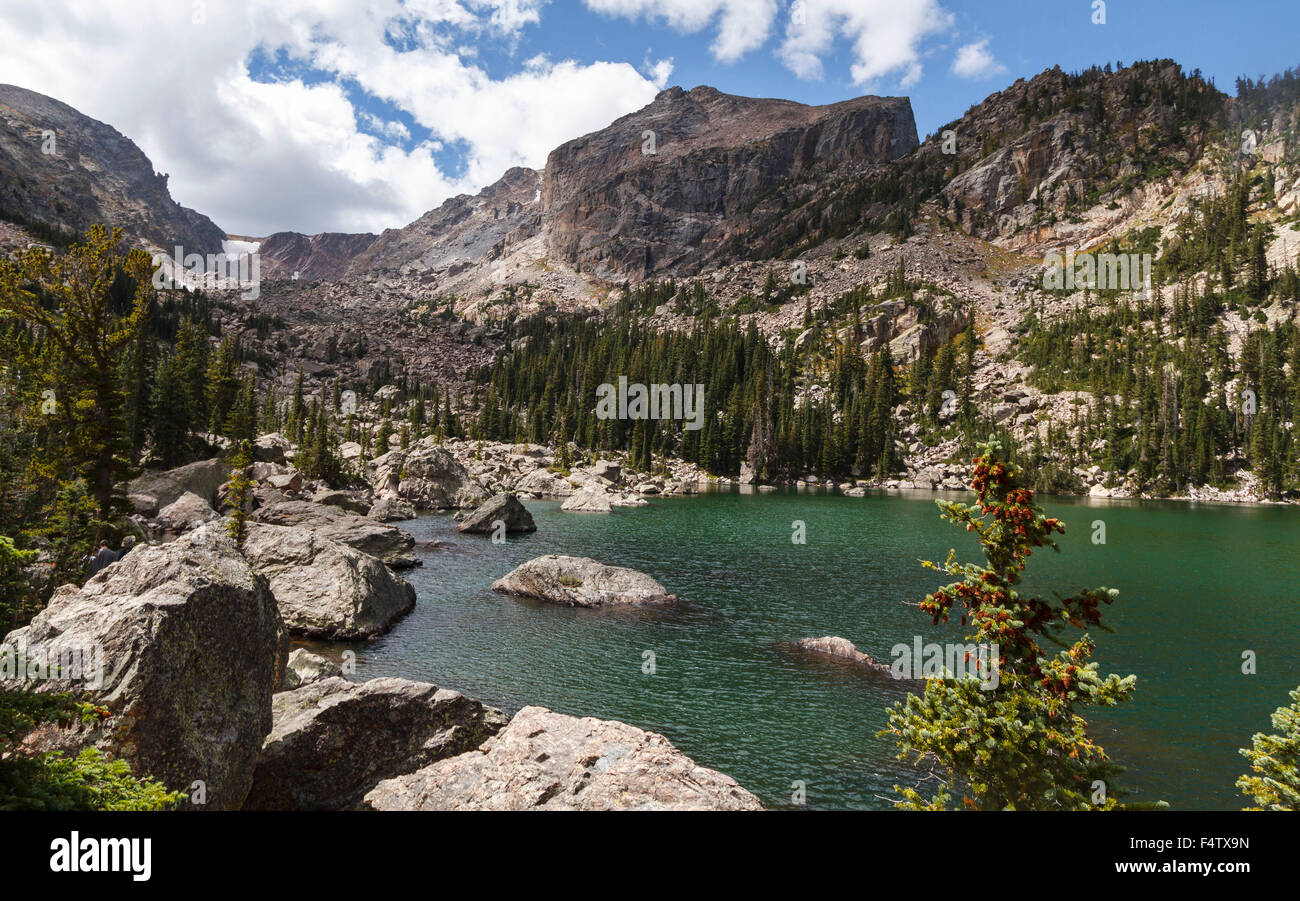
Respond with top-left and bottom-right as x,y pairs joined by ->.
0,0 -> 667,236
951,39 -> 1006,79
588,0 -> 954,89
586,0 -> 779,63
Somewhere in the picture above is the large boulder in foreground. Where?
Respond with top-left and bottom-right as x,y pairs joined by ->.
491,555 -> 677,607
250,500 -> 416,569
364,706 -> 763,811
369,438 -> 487,510
126,458 -> 229,516
457,493 -> 536,534
242,523 -> 415,640
2,525 -> 287,809
244,677 -> 507,811
560,484 -> 613,513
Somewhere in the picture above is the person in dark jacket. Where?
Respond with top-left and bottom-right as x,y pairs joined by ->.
87,540 -> 117,576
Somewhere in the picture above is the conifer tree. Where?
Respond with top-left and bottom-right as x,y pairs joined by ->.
223,441 -> 253,548
1238,686 -> 1300,810
884,439 -> 1142,810
0,226 -> 150,518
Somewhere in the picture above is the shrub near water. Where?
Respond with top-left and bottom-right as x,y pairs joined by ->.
883,440 -> 1151,810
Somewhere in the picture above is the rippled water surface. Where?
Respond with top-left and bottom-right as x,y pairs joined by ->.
322,489 -> 1300,810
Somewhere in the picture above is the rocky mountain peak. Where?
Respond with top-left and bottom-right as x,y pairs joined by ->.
539,85 -> 918,279
0,83 -> 226,255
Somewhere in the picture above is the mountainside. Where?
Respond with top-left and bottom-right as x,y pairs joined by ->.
0,84 -> 226,254
5,61 -> 1300,502
259,230 -> 379,281
249,87 -> 917,297
539,86 -> 917,279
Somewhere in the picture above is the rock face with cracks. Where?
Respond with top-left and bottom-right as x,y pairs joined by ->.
249,500 -> 416,569
242,523 -> 415,640
244,676 -> 508,811
2,524 -> 287,809
364,705 -> 764,810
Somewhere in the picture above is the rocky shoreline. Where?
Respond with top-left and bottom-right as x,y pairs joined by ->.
7,424 -> 1287,812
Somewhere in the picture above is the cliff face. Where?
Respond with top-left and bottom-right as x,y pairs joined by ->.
540,86 -> 918,279
933,60 -> 1221,243
284,87 -> 917,285
0,84 -> 226,254
259,231 -> 379,281
349,166 -> 542,278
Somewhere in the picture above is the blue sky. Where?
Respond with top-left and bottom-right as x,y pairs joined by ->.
2,1 -> 1297,236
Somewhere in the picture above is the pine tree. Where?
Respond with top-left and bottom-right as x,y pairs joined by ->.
223,441 -> 253,548
0,226 -> 151,517
1238,686 -> 1300,810
884,440 -> 1143,810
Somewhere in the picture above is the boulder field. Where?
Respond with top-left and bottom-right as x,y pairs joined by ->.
3,530 -> 761,810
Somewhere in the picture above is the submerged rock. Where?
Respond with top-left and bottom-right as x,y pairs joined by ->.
245,677 -> 507,811
243,523 -> 415,640
491,555 -> 677,607
250,500 -> 416,569
3,524 -> 287,809
364,705 -> 763,810
790,636 -> 909,679
457,493 -> 536,534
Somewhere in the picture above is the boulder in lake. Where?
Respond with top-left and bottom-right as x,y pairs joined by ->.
364,705 -> 763,810
560,484 -> 613,513
242,523 -> 415,640
2,524 -> 287,809
790,636 -> 911,680
491,555 -> 676,607
457,493 -> 536,535
245,677 -> 507,811
250,500 -> 416,569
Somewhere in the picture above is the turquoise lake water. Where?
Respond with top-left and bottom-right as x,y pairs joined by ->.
319,489 -> 1300,810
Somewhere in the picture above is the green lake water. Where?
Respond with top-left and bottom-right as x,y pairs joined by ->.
323,489 -> 1300,810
